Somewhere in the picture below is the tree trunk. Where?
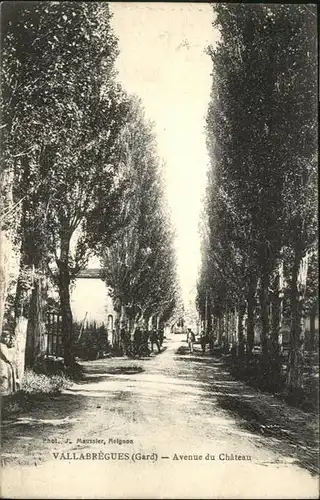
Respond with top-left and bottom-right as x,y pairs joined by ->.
25,265 -> 47,368
247,274 -> 256,358
13,266 -> 33,386
224,312 -> 230,352
259,272 -> 270,358
308,301 -> 317,354
116,303 -> 127,345
147,315 -> 153,330
57,235 -> 73,367
143,313 -> 151,331
213,316 -> 218,341
286,250 -> 306,396
114,308 -> 121,346
12,154 -> 48,382
218,316 -> 223,345
237,302 -> 246,360
0,231 -> 12,335
270,268 -> 283,390
0,165 -> 16,337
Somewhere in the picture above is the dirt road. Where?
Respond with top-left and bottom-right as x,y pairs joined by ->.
1,334 -> 319,499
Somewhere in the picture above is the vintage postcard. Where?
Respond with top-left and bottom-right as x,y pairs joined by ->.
0,2 -> 319,499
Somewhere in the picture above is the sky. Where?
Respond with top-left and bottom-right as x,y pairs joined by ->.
110,2 -> 220,307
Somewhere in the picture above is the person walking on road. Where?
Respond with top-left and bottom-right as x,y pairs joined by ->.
120,326 -> 130,355
158,328 -> 164,347
150,327 -> 161,353
133,327 -> 142,355
187,328 -> 195,354
200,330 -> 207,354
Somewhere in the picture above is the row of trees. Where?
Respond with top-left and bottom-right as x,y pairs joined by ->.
197,4 -> 318,397
1,2 -> 180,385
101,99 -> 181,343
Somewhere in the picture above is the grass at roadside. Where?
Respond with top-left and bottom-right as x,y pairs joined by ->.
206,348 -> 319,414
1,371 -> 71,419
210,352 -> 319,475
2,358 -> 85,419
21,370 -> 71,394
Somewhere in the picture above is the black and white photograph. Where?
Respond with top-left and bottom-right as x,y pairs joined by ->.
0,2 -> 318,498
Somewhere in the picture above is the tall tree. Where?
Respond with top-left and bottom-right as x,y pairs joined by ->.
1,2 -> 129,369
199,4 -> 317,394
101,98 -> 180,339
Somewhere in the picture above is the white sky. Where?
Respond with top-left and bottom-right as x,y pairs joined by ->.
110,2 -> 219,306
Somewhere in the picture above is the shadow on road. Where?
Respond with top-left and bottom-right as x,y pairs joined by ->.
174,345 -> 319,476
216,392 -> 319,476
2,340 -> 319,479
1,393 -> 89,465
79,365 -> 144,383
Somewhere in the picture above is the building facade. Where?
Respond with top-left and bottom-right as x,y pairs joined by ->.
71,268 -> 117,338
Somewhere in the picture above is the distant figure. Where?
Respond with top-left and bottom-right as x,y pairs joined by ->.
208,330 -> 214,352
136,328 -> 151,357
112,329 -> 117,346
134,327 -> 142,353
150,328 -> 161,353
200,330 -> 207,354
221,332 -> 228,352
120,327 -> 130,355
158,328 -> 164,347
186,328 -> 195,354
143,328 -> 150,346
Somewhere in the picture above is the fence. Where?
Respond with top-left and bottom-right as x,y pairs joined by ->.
46,312 -> 63,358
45,312 -> 110,360
73,321 -> 109,360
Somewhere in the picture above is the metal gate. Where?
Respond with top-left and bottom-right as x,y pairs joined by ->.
46,312 -> 63,357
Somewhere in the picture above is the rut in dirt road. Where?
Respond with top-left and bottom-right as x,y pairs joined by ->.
1,334 -> 319,499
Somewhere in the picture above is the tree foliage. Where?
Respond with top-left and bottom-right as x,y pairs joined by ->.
1,2 -> 133,366
197,4 -> 317,396
101,98 -> 180,336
